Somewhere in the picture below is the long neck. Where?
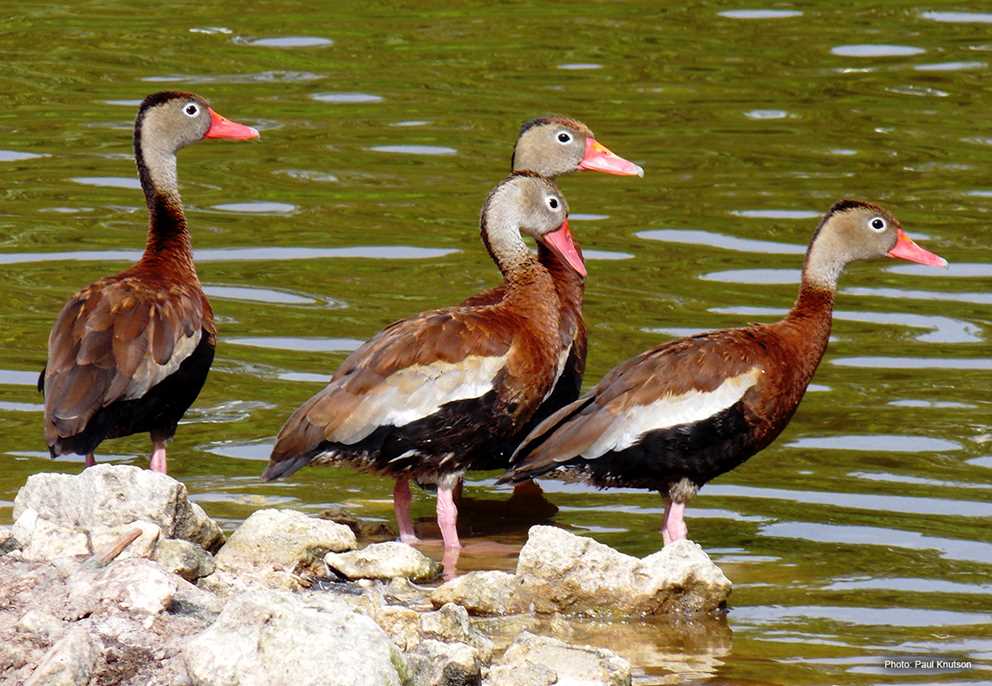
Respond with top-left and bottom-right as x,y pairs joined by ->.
134,117 -> 196,279
779,240 -> 840,380
537,241 -> 583,312
480,208 -> 540,285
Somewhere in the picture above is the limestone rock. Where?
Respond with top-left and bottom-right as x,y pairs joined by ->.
16,609 -> 66,642
406,639 -> 480,686
514,526 -> 730,616
495,632 -> 630,686
0,525 -> 17,555
66,558 -> 178,621
12,465 -> 223,551
319,507 -> 394,539
154,538 -> 215,581
373,604 -> 422,651
430,571 -> 518,615
420,603 -> 494,661
324,541 -> 439,582
214,509 -> 356,577
183,589 -> 407,686
24,625 -> 99,686
483,662 -> 556,686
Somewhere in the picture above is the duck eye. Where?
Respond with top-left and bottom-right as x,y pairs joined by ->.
556,132 -> 572,144
547,197 -> 560,210
869,216 -> 887,232
183,103 -> 199,117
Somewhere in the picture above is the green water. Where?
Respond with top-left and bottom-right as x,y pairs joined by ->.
1,1 -> 991,683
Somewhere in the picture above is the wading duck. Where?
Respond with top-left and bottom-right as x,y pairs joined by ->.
463,117 -> 643,473
262,173 -> 581,551
39,91 -> 258,473
501,201 -> 947,544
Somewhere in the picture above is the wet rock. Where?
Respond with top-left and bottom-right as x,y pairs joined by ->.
493,632 -> 631,686
214,509 -> 356,580
420,603 -> 494,661
514,527 -> 730,616
24,625 -> 99,686
12,465 -> 224,551
374,604 -> 422,651
324,541 -> 439,582
154,538 -> 215,581
407,639 -> 480,686
183,589 -> 407,686
430,571 -> 518,615
319,507 -> 394,539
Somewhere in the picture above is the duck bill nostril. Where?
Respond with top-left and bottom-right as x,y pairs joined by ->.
577,138 -> 644,177
887,228 -> 948,268
540,218 -> 587,277
204,109 -> 260,141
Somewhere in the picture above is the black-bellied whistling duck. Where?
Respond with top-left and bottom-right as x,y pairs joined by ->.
39,91 -> 258,473
262,173 -> 581,551
462,117 -> 643,473
501,200 -> 947,544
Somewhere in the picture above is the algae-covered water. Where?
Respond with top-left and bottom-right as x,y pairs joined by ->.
1,2 -> 990,683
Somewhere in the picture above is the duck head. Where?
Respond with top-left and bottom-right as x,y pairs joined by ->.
512,116 -> 643,178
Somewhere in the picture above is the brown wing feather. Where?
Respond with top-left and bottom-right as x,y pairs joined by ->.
269,306 -> 516,466
43,276 -> 209,446
508,328 -> 766,476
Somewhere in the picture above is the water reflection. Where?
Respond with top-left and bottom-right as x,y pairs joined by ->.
636,228 -> 803,254
70,176 -> 141,189
226,337 -> 363,352
240,36 -> 333,48
0,370 -> 39,386
831,45 -> 925,57
833,357 -> 992,370
203,285 -> 321,305
0,150 -> 46,162
787,435 -> 960,452
920,11 -> 992,24
718,9 -> 802,19
369,145 -> 457,156
312,92 -> 383,103
211,202 -> 297,214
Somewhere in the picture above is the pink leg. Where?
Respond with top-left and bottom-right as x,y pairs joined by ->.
436,485 -> 461,550
441,545 -> 461,581
149,440 -> 167,474
84,452 -> 96,468
661,497 -> 688,546
393,478 -> 419,544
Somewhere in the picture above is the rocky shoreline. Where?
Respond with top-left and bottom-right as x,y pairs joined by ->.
0,465 -> 732,685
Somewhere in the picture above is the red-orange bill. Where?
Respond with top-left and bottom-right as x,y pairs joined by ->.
887,229 -> 947,268
578,138 -> 644,177
204,109 -> 260,141
541,218 -> 587,277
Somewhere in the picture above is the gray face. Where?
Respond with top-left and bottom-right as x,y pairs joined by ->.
825,205 -> 903,262
144,96 -> 213,152
512,122 -> 588,177
513,176 -> 569,239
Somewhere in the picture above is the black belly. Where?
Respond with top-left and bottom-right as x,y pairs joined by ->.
467,345 -> 583,471
309,389 -> 518,479
48,334 -> 215,456
560,400 -> 761,491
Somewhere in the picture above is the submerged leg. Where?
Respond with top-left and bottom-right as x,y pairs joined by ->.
511,479 -> 544,498
84,452 -> 96,468
149,440 -> 167,474
394,477 -> 419,544
661,497 -> 688,546
436,484 -> 461,550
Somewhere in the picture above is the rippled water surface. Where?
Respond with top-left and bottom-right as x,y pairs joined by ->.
1,2 -> 990,684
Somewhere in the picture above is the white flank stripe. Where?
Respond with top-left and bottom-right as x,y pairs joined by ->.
541,345 -> 572,403
333,353 -> 509,444
582,367 -> 762,458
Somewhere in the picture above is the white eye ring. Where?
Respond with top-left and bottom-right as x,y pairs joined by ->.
869,216 -> 887,232
183,103 -> 200,118
556,131 -> 572,145
546,196 -> 561,210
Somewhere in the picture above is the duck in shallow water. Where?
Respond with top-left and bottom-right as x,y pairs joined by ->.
501,200 -> 947,544
39,91 -> 258,473
262,173 -> 584,554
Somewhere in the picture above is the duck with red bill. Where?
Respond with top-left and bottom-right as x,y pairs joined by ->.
888,228 -> 948,267
204,108 -> 260,141
579,138 -> 644,177
539,218 -> 586,277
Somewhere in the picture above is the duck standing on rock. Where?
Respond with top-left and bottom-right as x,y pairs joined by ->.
262,173 -> 582,554
39,91 -> 259,473
501,201 -> 947,544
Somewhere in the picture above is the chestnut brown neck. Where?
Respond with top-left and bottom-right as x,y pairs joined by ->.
133,111 -> 197,280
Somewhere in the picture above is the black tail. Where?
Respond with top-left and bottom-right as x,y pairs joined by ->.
261,452 -> 317,481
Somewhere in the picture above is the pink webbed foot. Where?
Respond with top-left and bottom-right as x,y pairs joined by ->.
436,484 -> 462,551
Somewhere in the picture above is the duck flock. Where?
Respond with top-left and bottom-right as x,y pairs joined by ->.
38,91 -> 947,561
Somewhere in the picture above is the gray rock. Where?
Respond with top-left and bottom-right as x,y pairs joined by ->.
514,527 -> 730,616
183,589 -> 407,686
431,571 -> 518,615
66,558 -> 178,621
420,603 -> 494,661
483,662 -> 556,686
0,525 -> 17,555
407,639 -> 480,686
12,465 -> 223,551
154,538 -> 215,581
495,632 -> 630,686
214,509 -> 356,579
16,609 -> 66,641
24,625 -> 99,686
374,604 -> 422,651
324,541 -> 439,582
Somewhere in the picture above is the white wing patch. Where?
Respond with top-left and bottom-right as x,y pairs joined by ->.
332,352 -> 509,445
122,330 -> 202,400
541,344 -> 572,403
581,367 -> 762,459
